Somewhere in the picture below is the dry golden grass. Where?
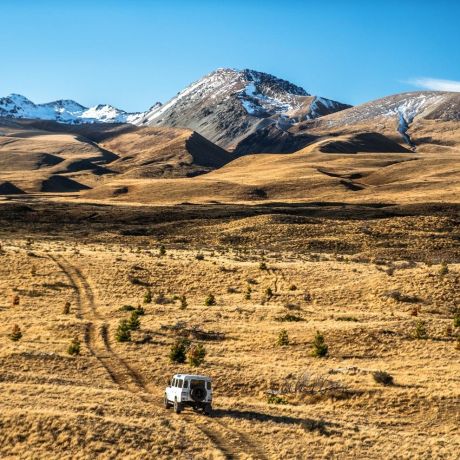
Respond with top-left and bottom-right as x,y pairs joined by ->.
0,210 -> 459,458
82,141 -> 460,205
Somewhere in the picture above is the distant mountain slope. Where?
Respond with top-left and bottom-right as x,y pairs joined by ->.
295,91 -> 460,147
134,68 -> 350,150
0,94 -> 144,124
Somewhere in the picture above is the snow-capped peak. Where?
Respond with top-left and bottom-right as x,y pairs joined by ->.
0,94 -> 142,124
137,67 -> 313,125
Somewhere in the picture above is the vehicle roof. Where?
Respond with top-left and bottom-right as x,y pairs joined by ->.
172,374 -> 211,380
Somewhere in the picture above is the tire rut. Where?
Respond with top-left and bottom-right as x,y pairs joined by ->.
50,254 -> 144,394
50,253 -> 269,460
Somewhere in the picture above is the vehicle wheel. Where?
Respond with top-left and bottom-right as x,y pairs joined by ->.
164,395 -> 171,409
174,400 -> 182,414
203,403 -> 212,416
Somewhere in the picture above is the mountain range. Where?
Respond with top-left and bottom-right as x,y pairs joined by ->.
0,68 -> 349,150
0,67 -> 459,204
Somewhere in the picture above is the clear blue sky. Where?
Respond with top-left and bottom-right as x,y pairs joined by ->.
2,0 -> 459,111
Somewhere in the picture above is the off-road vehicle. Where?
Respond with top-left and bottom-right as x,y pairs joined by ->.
164,374 -> 212,415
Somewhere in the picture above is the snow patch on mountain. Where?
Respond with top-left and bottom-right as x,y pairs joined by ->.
0,94 -> 142,124
137,68 -> 315,126
325,92 -> 447,128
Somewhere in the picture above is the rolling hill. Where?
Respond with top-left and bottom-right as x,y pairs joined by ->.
0,120 -> 235,193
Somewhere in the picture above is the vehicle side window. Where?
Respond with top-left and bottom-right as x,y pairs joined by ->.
178,379 -> 183,388
172,378 -> 176,387
183,380 -> 188,389
206,381 -> 211,390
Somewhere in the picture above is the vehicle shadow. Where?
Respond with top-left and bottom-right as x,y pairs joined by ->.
212,408 -> 340,436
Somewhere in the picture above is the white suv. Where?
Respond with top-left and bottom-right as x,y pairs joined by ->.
164,374 -> 213,415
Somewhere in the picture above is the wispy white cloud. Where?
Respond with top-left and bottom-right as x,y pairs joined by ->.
407,77 -> 460,92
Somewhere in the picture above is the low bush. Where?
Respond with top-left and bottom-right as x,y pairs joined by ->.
134,306 -> 145,316
204,294 -> 216,306
144,289 -> 152,304
414,320 -> 428,340
372,370 -> 394,386
311,331 -> 328,358
267,393 -> 288,404
180,295 -> 188,310
170,338 -> 190,363
10,325 -> 22,341
115,319 -> 132,342
187,343 -> 206,367
276,329 -> 289,346
68,338 -> 81,356
127,312 -> 141,331
453,313 -> 460,328
439,262 -> 449,276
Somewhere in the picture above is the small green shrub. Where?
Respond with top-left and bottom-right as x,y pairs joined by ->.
187,343 -> 206,367
120,305 -> 136,312
267,394 -> 288,404
414,320 -> 428,340
159,245 -> 166,256
453,314 -> 460,328
134,306 -> 145,316
439,262 -> 449,276
10,325 -> 22,342
127,312 -> 140,331
68,338 -> 81,356
170,338 -> 190,363
276,329 -> 289,346
204,294 -> 216,306
195,253 -> 204,261
180,295 -> 188,310
144,289 -> 152,304
311,331 -> 328,358
289,284 -> 297,291
115,320 -> 132,342
259,262 -> 267,270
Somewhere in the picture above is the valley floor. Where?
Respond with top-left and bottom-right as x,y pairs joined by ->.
0,201 -> 459,459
